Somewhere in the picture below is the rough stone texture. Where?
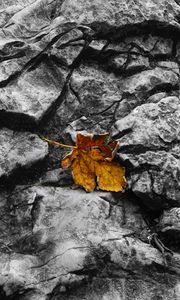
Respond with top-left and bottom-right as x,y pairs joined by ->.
159,208 -> 180,236
1,0 -> 180,299
60,0 -> 180,30
0,128 -> 48,180
0,186 -> 175,299
112,96 -> 180,208
0,61 -> 64,124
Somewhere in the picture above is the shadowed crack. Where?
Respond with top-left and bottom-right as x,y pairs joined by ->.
0,158 -> 49,192
0,51 -> 26,63
30,246 -> 91,269
148,83 -> 180,97
1,19 -> 180,132
90,20 -> 180,41
24,273 -> 70,287
0,71 -> 22,88
118,141 -> 180,156
0,111 -> 37,131
174,0 -> 180,5
0,25 -> 78,90
119,144 -> 168,155
0,31 -> 93,131
38,38 -> 93,129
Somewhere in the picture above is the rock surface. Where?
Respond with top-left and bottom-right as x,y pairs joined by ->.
1,0 -> 180,299
112,96 -> 180,208
0,128 -> 48,180
0,186 -> 175,299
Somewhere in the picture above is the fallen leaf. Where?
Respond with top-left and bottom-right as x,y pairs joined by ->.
41,133 -> 126,192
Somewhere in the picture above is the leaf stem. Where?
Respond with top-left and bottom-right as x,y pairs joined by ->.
40,136 -> 77,149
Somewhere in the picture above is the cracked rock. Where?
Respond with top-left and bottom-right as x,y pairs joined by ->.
0,61 -> 65,124
113,96 -> 180,207
0,5 -> 24,27
60,0 -> 180,32
0,186 -> 163,296
109,53 -> 150,74
109,67 -> 178,120
1,0 -> 180,299
114,96 -> 180,147
70,64 -> 122,112
125,35 -> 174,56
122,67 -> 178,99
50,28 -> 84,66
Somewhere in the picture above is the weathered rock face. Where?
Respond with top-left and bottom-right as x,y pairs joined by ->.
0,187 -> 178,300
0,128 -> 48,180
1,0 -> 180,299
112,96 -> 180,208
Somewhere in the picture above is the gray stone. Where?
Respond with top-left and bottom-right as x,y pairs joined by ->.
0,58 -> 27,82
0,0 -> 180,299
0,61 -> 64,123
67,65 -> 179,132
113,96 -> 180,206
0,1 -> 36,10
159,208 -> 180,236
0,186 -> 165,297
2,0 -> 59,38
60,0 -> 180,31
51,28 -> 84,66
114,96 -> 180,148
125,35 -> 174,56
89,40 -> 107,51
38,168 -> 72,186
70,64 -> 122,113
0,5 -> 23,27
147,92 -> 167,103
176,41 -> 180,59
0,129 -> 48,179
109,54 -> 149,73
122,67 -> 178,98
156,61 -> 180,75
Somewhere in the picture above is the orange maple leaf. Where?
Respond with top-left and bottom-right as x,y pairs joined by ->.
41,133 -> 126,192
